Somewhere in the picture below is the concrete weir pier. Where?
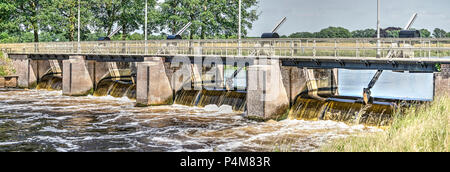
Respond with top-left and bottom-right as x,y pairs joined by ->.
11,55 -> 61,88
136,57 -> 173,106
247,59 -> 290,120
63,56 -> 93,96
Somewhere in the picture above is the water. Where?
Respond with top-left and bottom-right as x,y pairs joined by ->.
338,69 -> 434,101
0,89 -> 381,152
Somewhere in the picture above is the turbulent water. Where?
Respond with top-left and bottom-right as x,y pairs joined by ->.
0,89 -> 382,152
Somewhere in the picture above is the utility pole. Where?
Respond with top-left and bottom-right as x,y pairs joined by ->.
238,0 -> 241,40
238,0 -> 242,56
377,0 -> 381,58
78,0 -> 81,53
145,0 -> 148,54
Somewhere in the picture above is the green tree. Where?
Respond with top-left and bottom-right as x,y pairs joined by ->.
386,30 -> 400,38
419,29 -> 431,38
91,0 -> 149,40
316,27 -> 351,38
0,1 -> 19,42
160,0 -> 259,39
43,0 -> 92,42
351,29 -> 376,38
433,28 -> 446,38
289,32 -> 314,38
13,0 -> 51,42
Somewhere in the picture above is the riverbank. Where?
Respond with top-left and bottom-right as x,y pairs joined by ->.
320,96 -> 449,152
0,52 -> 15,77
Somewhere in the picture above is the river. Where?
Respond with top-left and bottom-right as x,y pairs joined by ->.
0,89 -> 381,152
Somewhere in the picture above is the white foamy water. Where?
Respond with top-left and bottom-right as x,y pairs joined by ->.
0,89 -> 381,152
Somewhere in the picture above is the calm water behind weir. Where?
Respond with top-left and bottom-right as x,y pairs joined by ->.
0,89 -> 380,152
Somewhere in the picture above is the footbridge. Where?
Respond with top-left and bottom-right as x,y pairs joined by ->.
1,38 -> 450,120
3,38 -> 450,71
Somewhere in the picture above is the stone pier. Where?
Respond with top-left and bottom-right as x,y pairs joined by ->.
281,66 -> 307,105
136,57 -> 173,106
11,55 -> 34,88
247,59 -> 290,120
63,56 -> 93,96
11,55 -> 54,88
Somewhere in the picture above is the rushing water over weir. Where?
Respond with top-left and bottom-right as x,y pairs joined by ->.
0,75 -> 400,152
0,89 -> 384,152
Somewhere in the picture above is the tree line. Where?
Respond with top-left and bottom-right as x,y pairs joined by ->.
0,0 -> 259,43
1,0 -> 450,43
285,26 -> 450,39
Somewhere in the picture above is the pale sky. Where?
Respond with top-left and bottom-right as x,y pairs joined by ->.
248,0 -> 450,37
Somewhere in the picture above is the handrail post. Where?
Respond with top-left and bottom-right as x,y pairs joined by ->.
313,39 -> 316,57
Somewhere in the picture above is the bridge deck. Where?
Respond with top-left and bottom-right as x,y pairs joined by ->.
2,38 -> 450,72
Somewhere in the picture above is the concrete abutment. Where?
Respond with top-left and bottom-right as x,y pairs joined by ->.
63,56 -> 94,96
246,59 -> 290,120
136,57 -> 173,106
435,64 -> 450,96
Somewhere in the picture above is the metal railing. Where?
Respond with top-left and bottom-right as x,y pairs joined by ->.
1,38 -> 450,59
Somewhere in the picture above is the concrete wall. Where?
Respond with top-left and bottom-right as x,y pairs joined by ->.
87,61 -> 110,89
10,55 -> 63,88
281,66 -> 307,106
435,64 -> 450,96
63,56 -> 94,96
247,59 -> 290,120
136,57 -> 173,106
11,56 -> 34,88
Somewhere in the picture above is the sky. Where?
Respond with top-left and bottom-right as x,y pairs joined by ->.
248,0 -> 450,37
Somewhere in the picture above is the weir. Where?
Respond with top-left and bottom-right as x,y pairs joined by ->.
5,53 -> 450,125
2,38 -> 450,125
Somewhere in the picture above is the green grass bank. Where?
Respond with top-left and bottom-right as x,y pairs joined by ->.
0,51 -> 15,76
321,96 -> 449,152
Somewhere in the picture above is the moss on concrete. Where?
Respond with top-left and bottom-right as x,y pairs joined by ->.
135,96 -> 174,107
246,104 -> 290,122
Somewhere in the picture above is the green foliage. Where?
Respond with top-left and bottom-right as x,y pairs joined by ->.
0,0 -> 259,42
43,0 -> 92,42
316,26 -> 351,38
351,29 -> 376,38
1,1 -> 447,42
289,32 -> 314,38
0,51 -> 15,76
160,0 -> 259,39
419,29 -> 431,38
386,30 -> 400,38
433,28 -> 447,38
435,64 -> 441,72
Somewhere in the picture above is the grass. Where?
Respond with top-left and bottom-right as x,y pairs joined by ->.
320,96 -> 449,152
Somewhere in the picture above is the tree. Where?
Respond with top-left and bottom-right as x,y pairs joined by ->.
433,28 -> 446,38
419,29 -> 431,38
117,0 -> 146,40
91,0 -> 149,40
13,0 -> 51,42
316,27 -> 351,38
386,30 -> 400,38
160,0 -> 259,39
446,32 -> 450,38
351,29 -> 376,38
43,0 -> 92,42
289,32 -> 314,38
0,0 -> 19,42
